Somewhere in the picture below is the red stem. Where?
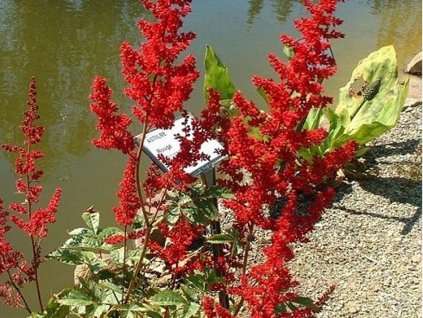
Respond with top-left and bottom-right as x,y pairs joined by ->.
25,142 -> 44,312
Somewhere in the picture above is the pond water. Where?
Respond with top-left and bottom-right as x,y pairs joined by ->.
0,0 -> 421,315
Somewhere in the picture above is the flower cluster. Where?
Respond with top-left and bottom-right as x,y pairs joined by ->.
90,0 -> 201,227
90,76 -> 135,154
200,0 -> 356,316
0,77 -> 61,311
89,0 -> 356,317
121,0 -> 199,129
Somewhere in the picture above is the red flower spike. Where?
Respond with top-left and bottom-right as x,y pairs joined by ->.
90,76 -> 135,154
121,0 -> 199,129
113,156 -> 141,226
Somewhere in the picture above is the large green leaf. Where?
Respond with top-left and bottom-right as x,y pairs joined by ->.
204,45 -> 237,100
301,45 -> 408,160
334,45 -> 408,144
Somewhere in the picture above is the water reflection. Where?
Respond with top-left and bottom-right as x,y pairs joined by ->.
271,0 -> 298,24
0,1 -> 146,173
247,0 -> 298,26
369,0 -> 422,67
247,0 -> 264,25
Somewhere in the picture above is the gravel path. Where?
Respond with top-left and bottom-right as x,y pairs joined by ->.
288,101 -> 421,317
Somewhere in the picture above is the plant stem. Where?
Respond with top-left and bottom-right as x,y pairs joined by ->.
124,228 -> 152,304
135,118 -> 150,228
25,141 -> 44,312
124,187 -> 167,303
122,224 -> 128,299
233,223 -> 254,316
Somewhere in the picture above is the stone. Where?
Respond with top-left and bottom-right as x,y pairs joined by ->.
404,75 -> 422,108
405,52 -> 422,76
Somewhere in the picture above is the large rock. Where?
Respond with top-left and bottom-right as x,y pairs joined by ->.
405,52 -> 422,76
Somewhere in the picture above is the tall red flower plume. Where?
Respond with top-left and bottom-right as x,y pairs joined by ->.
90,76 -> 135,154
113,155 -> 141,226
121,0 -> 199,128
1,77 -> 61,310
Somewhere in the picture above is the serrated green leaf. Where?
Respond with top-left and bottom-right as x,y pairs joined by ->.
181,285 -> 198,302
150,291 -> 187,307
92,304 -> 110,317
97,281 -> 124,295
182,302 -> 200,318
57,288 -> 95,306
68,228 -> 93,236
207,233 -> 233,244
45,298 -> 70,318
204,45 -> 237,100
47,249 -> 84,265
82,212 -> 100,235
167,206 -> 181,225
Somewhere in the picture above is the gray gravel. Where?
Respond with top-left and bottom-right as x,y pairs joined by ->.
288,102 -> 421,317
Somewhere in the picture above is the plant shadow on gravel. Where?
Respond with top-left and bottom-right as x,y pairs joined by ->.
332,137 -> 422,235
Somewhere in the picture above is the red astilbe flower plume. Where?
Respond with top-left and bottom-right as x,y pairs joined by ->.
113,155 -> 141,226
198,0 -> 356,316
2,77 -> 62,239
1,77 -> 62,311
90,76 -> 135,154
121,0 -> 199,128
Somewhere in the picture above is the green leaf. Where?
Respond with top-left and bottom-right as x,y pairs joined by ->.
117,304 -> 144,318
204,45 -> 237,100
57,288 -> 95,306
182,302 -> 201,318
150,291 -> 187,307
147,311 -> 163,318
291,296 -> 318,310
68,228 -> 93,236
45,298 -> 70,318
282,44 -> 294,60
302,107 -> 324,131
92,304 -> 110,317
204,186 -> 234,200
275,303 -> 287,314
256,87 -> 269,105
47,249 -> 84,265
335,45 -> 408,145
207,233 -> 234,244
97,281 -> 123,295
98,226 -> 124,245
181,285 -> 198,302
286,302 -> 297,311
82,212 -> 100,235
